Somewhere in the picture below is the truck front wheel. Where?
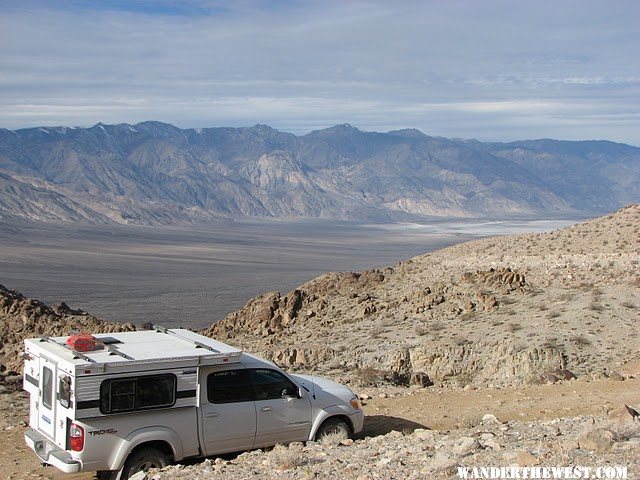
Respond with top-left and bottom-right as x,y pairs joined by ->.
121,447 -> 170,479
315,417 -> 352,442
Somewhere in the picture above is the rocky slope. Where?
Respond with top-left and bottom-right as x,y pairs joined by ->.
0,285 -> 135,375
204,204 -> 640,388
1,206 -> 637,389
2,377 -> 639,480
0,207 -> 639,479
1,123 -> 639,224
136,414 -> 640,480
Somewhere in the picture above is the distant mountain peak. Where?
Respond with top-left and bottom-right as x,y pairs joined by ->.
0,121 -> 638,225
134,120 -> 175,128
387,128 -> 428,138
333,123 -> 359,132
250,123 -> 276,130
306,123 -> 363,137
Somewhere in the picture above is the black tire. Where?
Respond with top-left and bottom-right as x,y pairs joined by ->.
96,471 -> 118,480
121,447 -> 170,480
315,417 -> 352,442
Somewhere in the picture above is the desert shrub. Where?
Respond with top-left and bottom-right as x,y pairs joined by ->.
589,302 -> 604,312
319,431 -> 347,446
430,321 -> 445,332
415,324 -> 429,336
269,443 -> 306,470
583,420 -> 640,443
543,337 -> 560,349
355,366 -> 409,386
460,311 -> 477,321
570,334 -> 592,346
370,327 -> 384,338
380,316 -> 398,327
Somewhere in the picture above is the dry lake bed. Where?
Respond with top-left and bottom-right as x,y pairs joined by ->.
0,217 -> 581,329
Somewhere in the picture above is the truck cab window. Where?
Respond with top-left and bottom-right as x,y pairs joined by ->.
207,370 -> 253,404
250,369 -> 298,400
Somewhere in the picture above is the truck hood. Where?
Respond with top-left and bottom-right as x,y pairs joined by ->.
291,374 -> 356,406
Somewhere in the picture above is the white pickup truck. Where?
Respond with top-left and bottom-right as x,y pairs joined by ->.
22,328 -> 364,479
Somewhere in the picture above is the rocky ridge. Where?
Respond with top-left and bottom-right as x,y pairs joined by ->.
0,285 -> 135,376
0,207 -> 638,479
204,204 -> 640,388
1,122 -> 639,224
1,206 -> 637,390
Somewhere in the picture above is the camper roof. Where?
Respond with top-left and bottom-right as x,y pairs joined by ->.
25,328 -> 242,370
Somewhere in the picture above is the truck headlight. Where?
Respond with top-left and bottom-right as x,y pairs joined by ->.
350,396 -> 361,410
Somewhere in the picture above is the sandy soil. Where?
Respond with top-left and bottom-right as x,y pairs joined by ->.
361,377 -> 640,436
2,377 -> 638,480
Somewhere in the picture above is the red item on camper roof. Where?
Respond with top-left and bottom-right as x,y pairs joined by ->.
66,333 -> 98,352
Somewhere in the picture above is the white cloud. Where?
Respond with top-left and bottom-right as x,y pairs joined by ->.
0,0 -> 638,144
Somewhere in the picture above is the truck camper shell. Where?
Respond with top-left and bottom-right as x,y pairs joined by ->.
23,327 -> 363,479
23,329 -> 242,449
24,327 -> 242,375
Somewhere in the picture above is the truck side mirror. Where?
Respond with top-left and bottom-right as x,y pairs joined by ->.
281,387 -> 302,399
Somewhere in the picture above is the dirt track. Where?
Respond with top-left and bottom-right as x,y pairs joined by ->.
2,377 -> 638,479
361,377 -> 640,436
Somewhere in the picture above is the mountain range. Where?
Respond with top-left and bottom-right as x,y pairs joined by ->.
0,122 -> 638,224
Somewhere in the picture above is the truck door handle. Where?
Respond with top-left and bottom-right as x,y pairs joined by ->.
205,412 -> 220,418
261,407 -> 272,412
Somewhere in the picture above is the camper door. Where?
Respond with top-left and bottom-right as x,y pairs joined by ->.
38,357 -> 57,439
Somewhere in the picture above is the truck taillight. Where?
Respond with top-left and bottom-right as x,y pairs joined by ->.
69,422 -> 84,451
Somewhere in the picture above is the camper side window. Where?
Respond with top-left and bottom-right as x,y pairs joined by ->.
42,367 -> 53,409
100,374 -> 176,414
106,379 -> 136,413
58,375 -> 72,408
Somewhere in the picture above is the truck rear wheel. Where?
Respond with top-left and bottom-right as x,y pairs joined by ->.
121,447 -> 169,479
96,471 -> 118,480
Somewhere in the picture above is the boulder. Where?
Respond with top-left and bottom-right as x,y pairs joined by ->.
516,450 -> 540,467
453,437 -> 480,456
578,429 -> 614,452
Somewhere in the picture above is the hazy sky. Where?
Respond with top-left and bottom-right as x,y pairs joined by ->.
1,0 -> 639,144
